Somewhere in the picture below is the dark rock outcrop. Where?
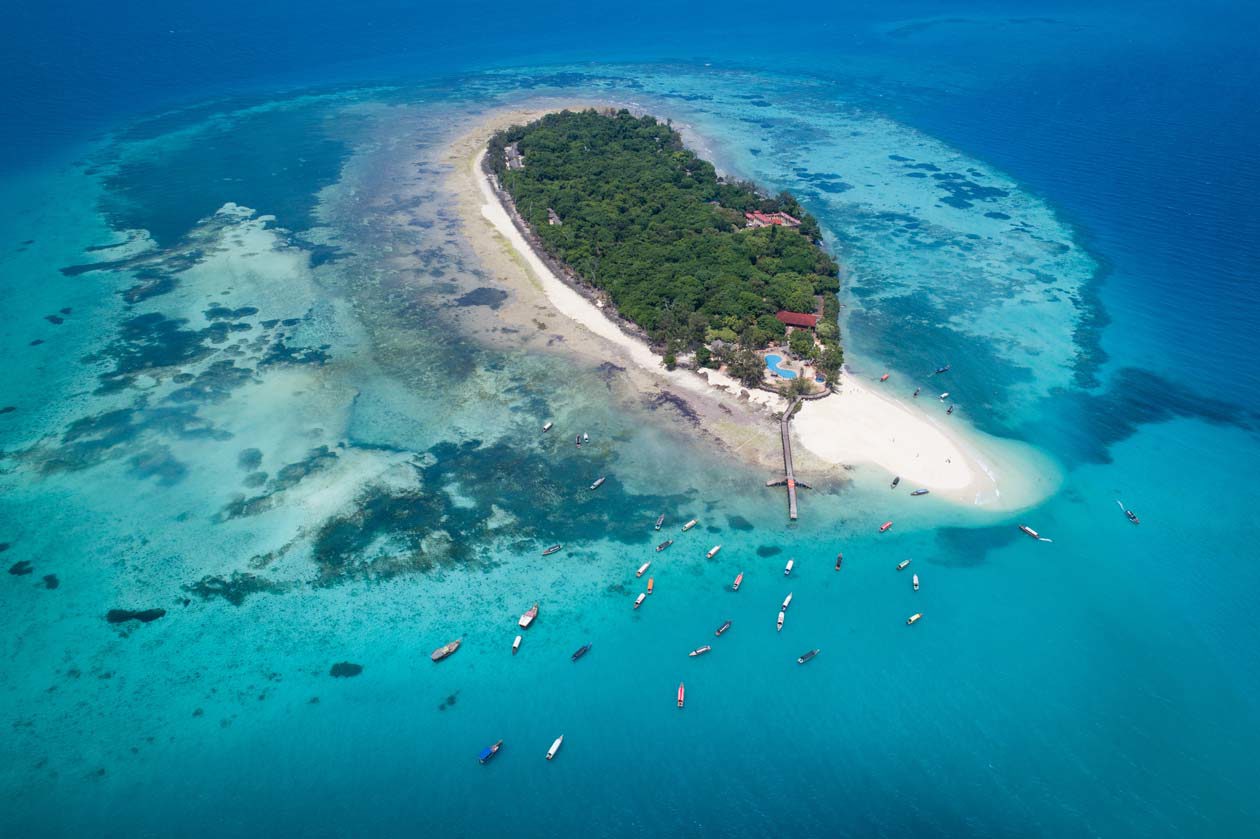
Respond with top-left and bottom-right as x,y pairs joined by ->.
8,560 -> 33,576
106,608 -> 166,624
329,662 -> 363,678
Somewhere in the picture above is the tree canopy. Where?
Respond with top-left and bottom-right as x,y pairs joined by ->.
489,109 -> 843,370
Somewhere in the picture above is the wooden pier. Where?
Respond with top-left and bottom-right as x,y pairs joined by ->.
767,398 -> 805,520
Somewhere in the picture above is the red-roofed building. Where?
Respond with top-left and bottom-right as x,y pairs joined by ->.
775,310 -> 819,329
744,211 -> 802,228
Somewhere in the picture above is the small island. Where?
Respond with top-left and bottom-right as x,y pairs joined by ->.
486,109 -> 843,392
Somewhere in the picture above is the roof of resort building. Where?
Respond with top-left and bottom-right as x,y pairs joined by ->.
745,211 -> 802,228
775,310 -> 820,328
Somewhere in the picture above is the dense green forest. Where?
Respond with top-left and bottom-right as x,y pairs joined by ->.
488,109 -> 843,384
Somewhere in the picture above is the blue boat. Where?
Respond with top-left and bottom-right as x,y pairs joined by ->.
571,642 -> 592,662
478,740 -> 503,764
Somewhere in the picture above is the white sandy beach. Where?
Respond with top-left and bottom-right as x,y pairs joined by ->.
466,122 -> 1056,511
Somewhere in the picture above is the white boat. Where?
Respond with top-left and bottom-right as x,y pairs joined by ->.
589,476 -> 606,490
912,573 -> 920,591
582,433 -> 589,443
518,603 -> 539,628
512,635 -> 522,654
907,613 -> 922,625
636,561 -> 650,578
706,545 -> 721,559
896,559 -> 911,571
634,593 -> 646,609
542,421 -> 553,432
681,519 -> 698,532
777,610 -> 785,632
782,592 -> 793,610
784,558 -> 794,576
939,392 -> 949,400
546,736 -> 564,760
689,645 -> 712,657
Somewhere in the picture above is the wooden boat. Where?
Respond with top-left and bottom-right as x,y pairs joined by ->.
512,635 -> 521,654
677,682 -> 685,709
689,645 -> 712,657
880,521 -> 893,533
782,592 -> 793,610
1018,524 -> 1041,540
655,513 -> 665,531
431,639 -> 461,662
519,604 -> 539,629
911,488 -> 929,496
575,434 -> 582,448
715,620 -> 732,636
891,476 -> 901,489
633,593 -> 646,609
681,519 -> 698,532
907,613 -> 922,626
880,373 -> 890,382
589,476 -> 606,490
542,544 -> 562,556
636,561 -> 650,578
732,571 -> 744,591
946,405 -> 954,415
797,649 -> 820,665
571,643 -> 592,662
777,610 -> 785,632
647,577 -> 654,595
542,421 -> 553,432
479,740 -> 503,764
897,559 -> 911,571
706,545 -> 721,559
934,364 -> 951,375
912,573 -> 920,591
546,736 -> 563,760
784,558 -> 794,576
656,539 -> 673,552
835,552 -> 843,570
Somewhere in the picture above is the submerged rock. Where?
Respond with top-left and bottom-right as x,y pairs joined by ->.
8,560 -> 33,576
329,662 -> 363,678
106,608 -> 166,624
42,574 -> 59,589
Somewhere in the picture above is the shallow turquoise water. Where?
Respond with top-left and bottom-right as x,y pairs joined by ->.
2,10 -> 1259,837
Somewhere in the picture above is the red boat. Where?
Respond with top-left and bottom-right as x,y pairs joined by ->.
880,373 -> 890,382
677,682 -> 685,709
880,521 -> 893,533
732,571 -> 744,591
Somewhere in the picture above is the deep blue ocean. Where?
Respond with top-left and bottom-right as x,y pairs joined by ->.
2,3 -> 1258,837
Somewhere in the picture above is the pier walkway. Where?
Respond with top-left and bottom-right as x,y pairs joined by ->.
765,398 -> 806,520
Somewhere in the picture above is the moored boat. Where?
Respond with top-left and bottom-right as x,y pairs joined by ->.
655,513 -> 665,531
546,736 -> 563,760
939,392 -> 949,400
479,740 -> 504,764
891,476 -> 901,489
583,432 -> 589,443
431,639 -> 462,662
512,635 -> 521,654
715,620 -> 732,636
911,488 -> 929,496
519,603 -> 539,629
571,643 -> 592,661
647,577 -> 654,595
835,552 -> 843,570
897,559 -> 911,571
907,613 -> 922,625
880,521 -> 894,533
656,539 -> 673,552
677,682 -> 685,708
681,519 -> 698,532
542,421 -> 553,432
935,364 -> 951,375
797,649 -> 820,665
636,561 -> 650,578
732,571 -> 744,591
589,476 -> 606,490
777,610 -> 785,632
706,545 -> 721,559
912,573 -> 920,591
880,373 -> 890,382
575,434 -> 582,448
689,645 -> 712,657
784,558 -> 794,576
782,592 -> 793,610
542,544 -> 562,556
634,593 -> 646,609
946,405 -> 954,415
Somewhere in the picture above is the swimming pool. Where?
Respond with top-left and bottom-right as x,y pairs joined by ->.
764,354 -> 797,379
